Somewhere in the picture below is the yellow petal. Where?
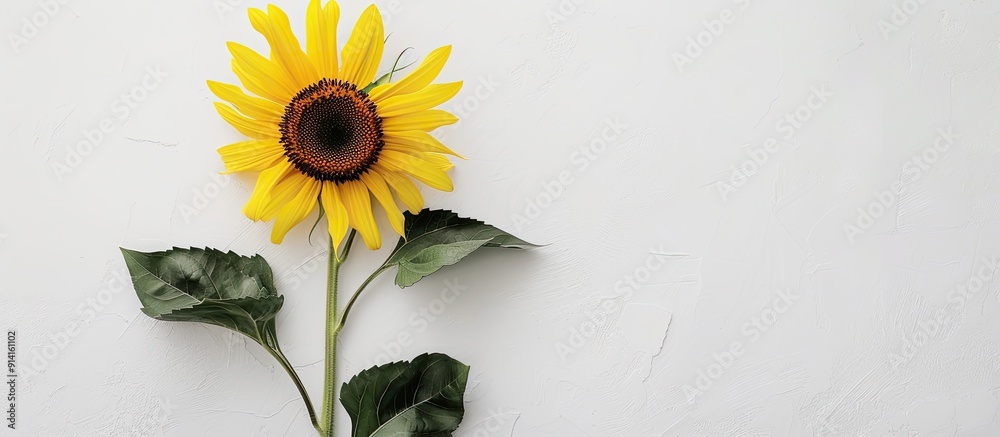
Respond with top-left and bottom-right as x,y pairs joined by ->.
218,139 -> 286,173
214,102 -> 279,139
271,177 -> 321,244
339,180 -> 380,249
375,82 -> 463,118
208,81 -> 284,123
228,42 -> 297,102
379,169 -> 424,213
339,5 -> 384,87
259,171 -> 314,222
420,153 -> 455,172
256,5 -> 319,87
306,0 -> 340,78
232,61 -> 286,104
320,180 -> 350,253
360,171 -> 405,237
244,160 -> 295,221
370,46 -> 452,102
383,130 -> 464,157
381,110 -> 458,133
379,145 -> 455,171
378,150 -> 454,192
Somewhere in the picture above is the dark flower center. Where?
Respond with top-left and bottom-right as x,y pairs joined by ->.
279,78 -> 383,182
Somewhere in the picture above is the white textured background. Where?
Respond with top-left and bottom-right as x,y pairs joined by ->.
2,0 -> 1000,435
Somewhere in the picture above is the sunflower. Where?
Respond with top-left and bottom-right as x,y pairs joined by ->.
208,1 -> 463,249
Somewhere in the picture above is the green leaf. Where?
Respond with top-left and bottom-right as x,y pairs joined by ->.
362,73 -> 391,94
361,48 -> 415,94
341,353 -> 470,437
120,247 -> 283,349
384,209 -> 538,288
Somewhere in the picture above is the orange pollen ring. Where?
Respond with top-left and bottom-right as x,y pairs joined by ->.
279,78 -> 384,182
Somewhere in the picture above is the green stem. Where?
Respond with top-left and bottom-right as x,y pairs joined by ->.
268,347 -> 321,435
320,231 -> 356,437
335,265 -> 391,334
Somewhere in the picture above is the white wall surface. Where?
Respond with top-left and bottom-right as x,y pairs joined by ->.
2,0 -> 1000,435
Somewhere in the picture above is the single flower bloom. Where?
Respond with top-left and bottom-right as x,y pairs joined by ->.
209,0 -> 463,249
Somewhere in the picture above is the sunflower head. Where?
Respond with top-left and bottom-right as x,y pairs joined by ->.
209,1 -> 464,251
280,78 -> 384,182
